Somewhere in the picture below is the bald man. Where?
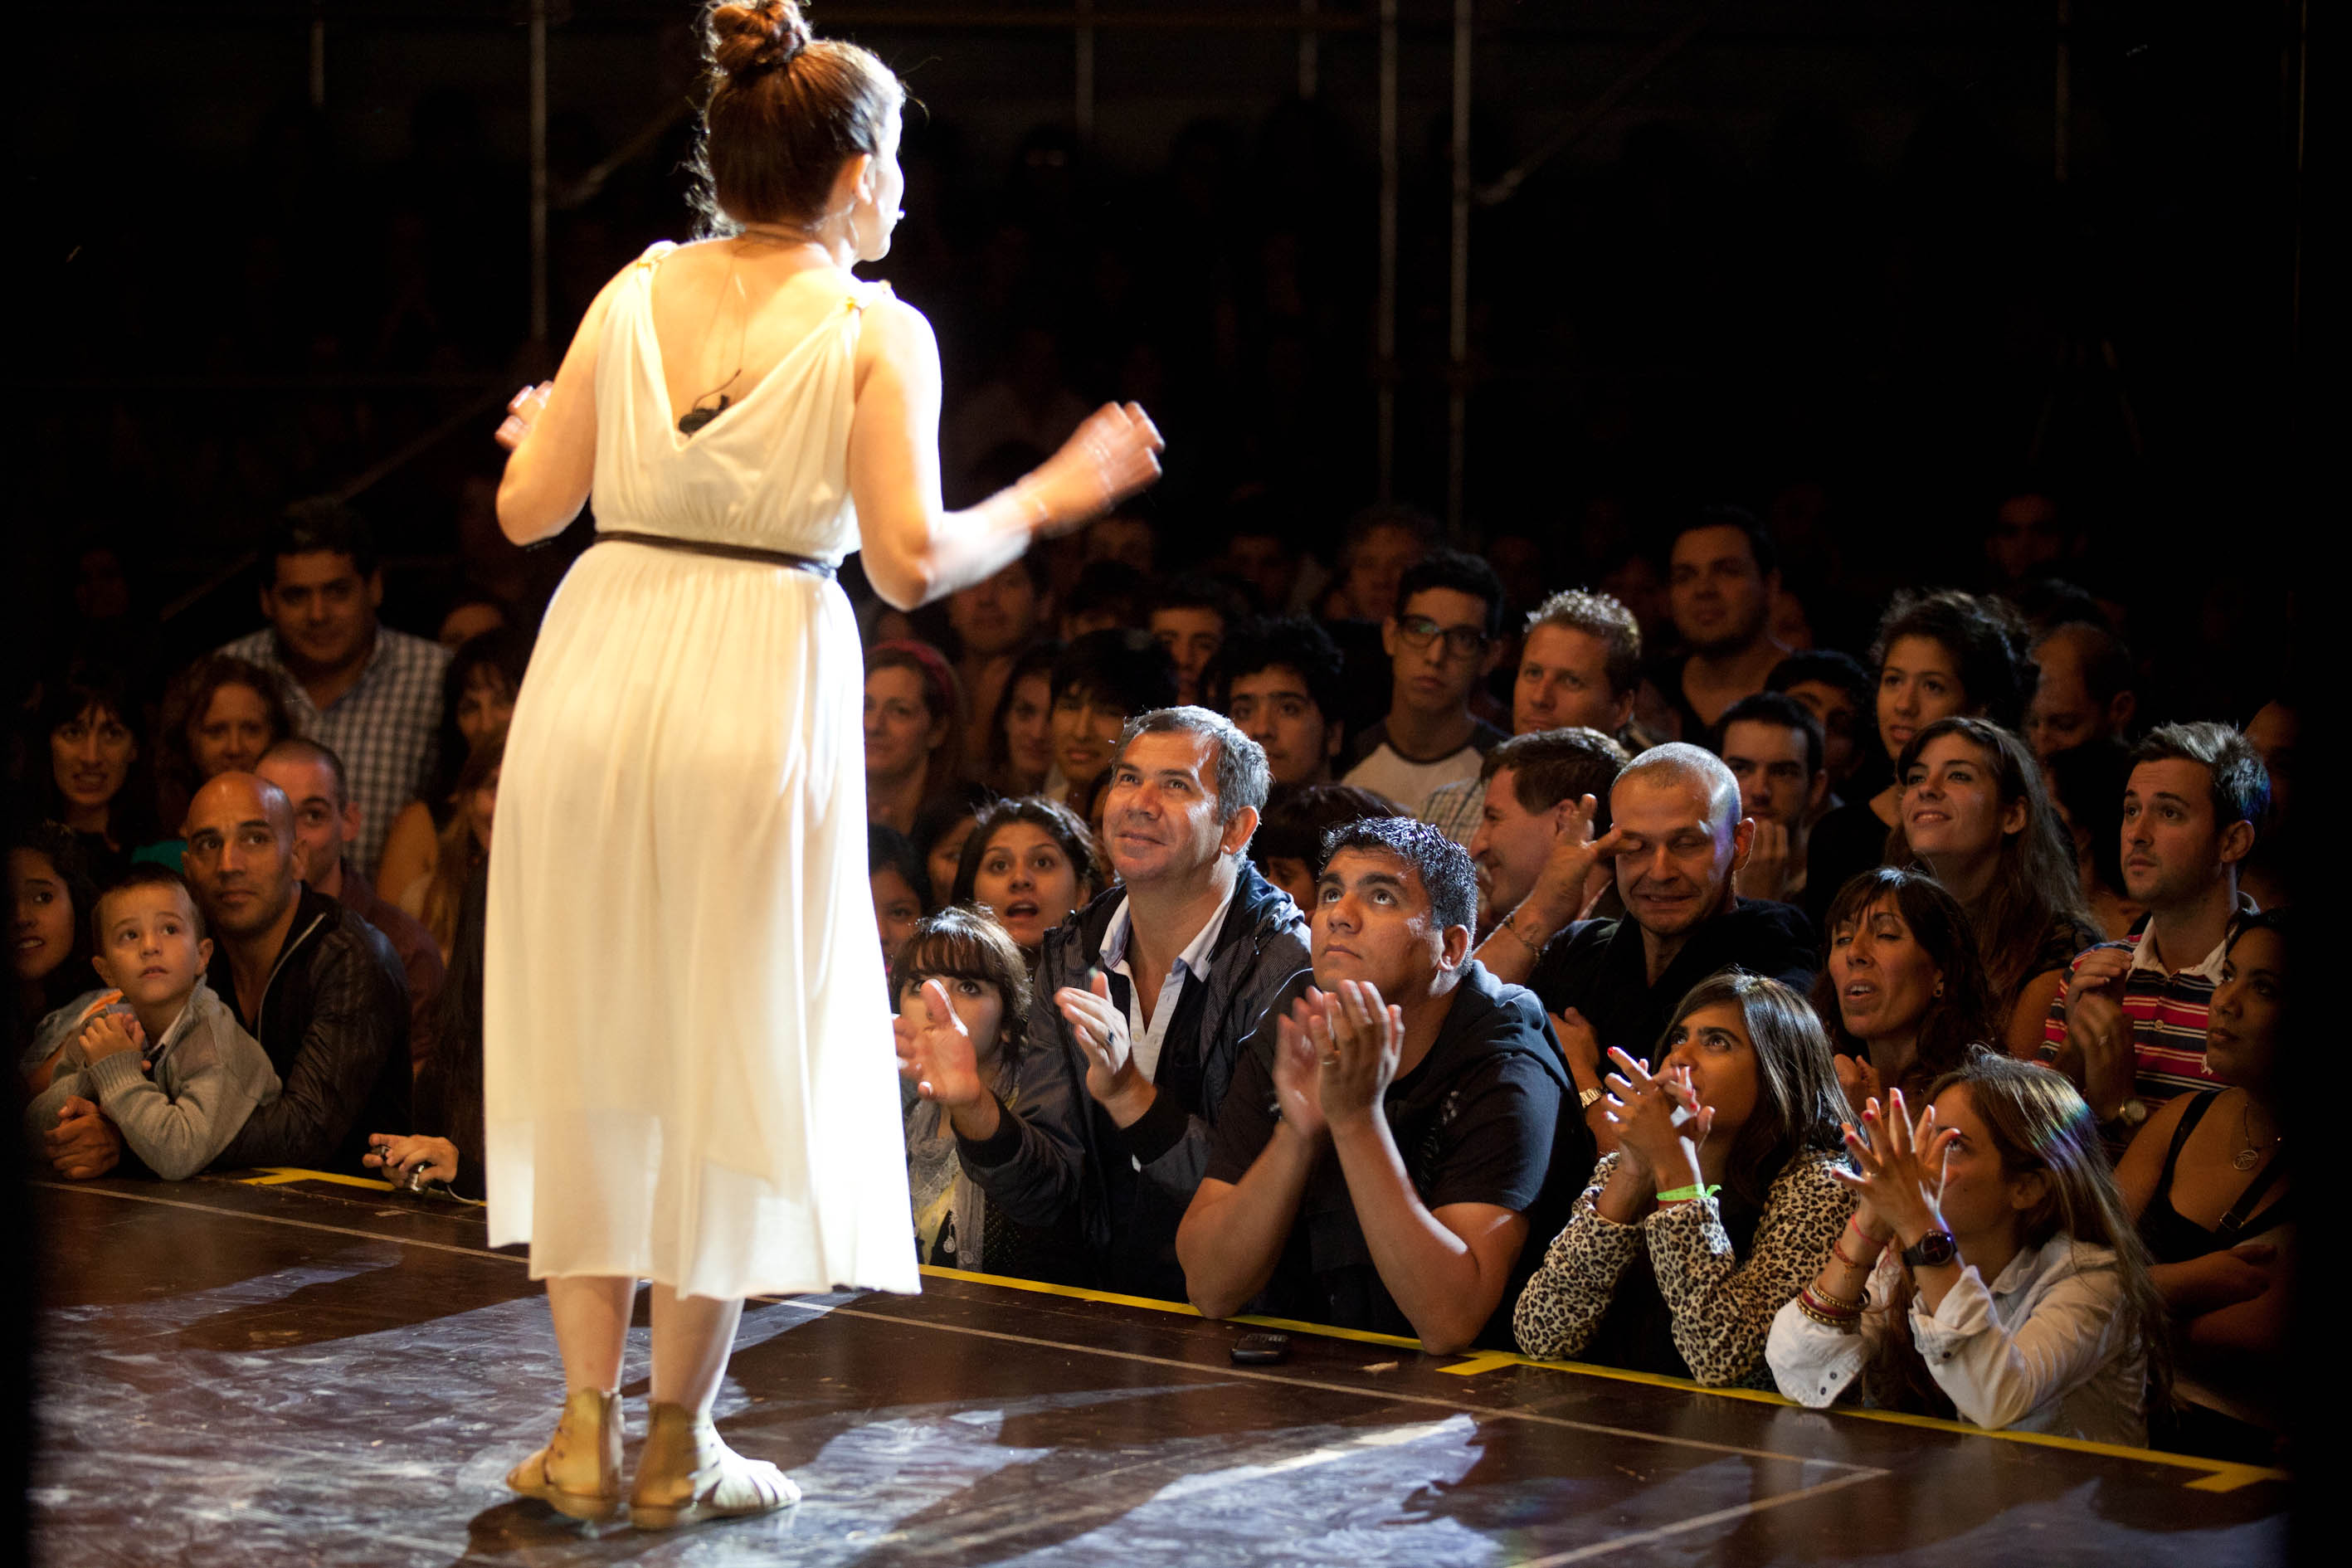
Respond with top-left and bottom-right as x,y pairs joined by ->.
1487,743 -> 1816,1082
182,772 -> 411,1172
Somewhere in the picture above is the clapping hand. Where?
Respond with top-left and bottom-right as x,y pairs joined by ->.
1057,970 -> 1151,1119
1027,402 -> 1166,533
2065,952 -> 2135,1120
894,978 -> 987,1111
1832,1088 -> 1957,1249
1311,980 -> 1405,1131
1833,1052 -> 1883,1122
1270,991 -> 1331,1142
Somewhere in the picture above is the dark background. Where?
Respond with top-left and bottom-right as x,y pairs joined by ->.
3,0 -> 2314,713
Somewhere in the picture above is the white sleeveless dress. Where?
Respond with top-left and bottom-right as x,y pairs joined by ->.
484,243 -> 919,1300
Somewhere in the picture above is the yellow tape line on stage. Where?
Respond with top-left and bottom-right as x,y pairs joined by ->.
914,1263 -> 2287,1493
239,1167 -> 397,1192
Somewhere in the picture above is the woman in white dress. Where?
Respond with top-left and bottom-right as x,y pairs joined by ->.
485,0 -> 1161,1527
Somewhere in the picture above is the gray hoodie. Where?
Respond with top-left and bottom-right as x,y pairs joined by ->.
25,978 -> 282,1181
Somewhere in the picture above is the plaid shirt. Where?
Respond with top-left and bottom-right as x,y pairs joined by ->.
1419,774 -> 1488,847
220,625 -> 450,878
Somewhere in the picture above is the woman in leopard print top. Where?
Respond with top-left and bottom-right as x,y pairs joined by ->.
1514,971 -> 1854,1386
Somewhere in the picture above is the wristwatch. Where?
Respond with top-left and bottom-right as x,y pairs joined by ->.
2111,1097 -> 2151,1130
1901,1228 -> 1958,1269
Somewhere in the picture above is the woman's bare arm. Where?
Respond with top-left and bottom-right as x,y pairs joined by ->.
494,268 -> 628,543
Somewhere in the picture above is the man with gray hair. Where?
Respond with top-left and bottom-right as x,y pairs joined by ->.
902,706 -> 1312,1299
1492,743 -> 1815,1083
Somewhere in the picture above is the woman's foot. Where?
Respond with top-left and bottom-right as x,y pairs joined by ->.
628,1400 -> 798,1529
505,1387 -> 623,1522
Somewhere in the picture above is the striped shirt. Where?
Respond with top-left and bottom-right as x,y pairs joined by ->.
2038,896 -> 2256,1127
220,625 -> 450,879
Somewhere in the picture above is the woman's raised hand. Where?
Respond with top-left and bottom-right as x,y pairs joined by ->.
1833,1088 -> 1956,1247
895,978 -> 987,1111
1023,402 -> 1165,534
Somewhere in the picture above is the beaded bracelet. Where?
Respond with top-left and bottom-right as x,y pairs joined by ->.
1804,1282 -> 1867,1316
1794,1292 -> 1862,1333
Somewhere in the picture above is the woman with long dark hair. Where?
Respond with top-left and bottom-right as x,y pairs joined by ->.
1513,971 -> 1853,1386
1805,590 -> 2033,912
32,662 -> 161,884
374,627 -> 533,910
481,0 -> 1160,1527
1812,866 -> 2000,1113
1890,717 -> 2099,1056
1769,1051 -> 2165,1445
948,795 -> 1104,963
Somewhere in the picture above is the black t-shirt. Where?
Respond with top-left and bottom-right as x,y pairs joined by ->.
1204,962 -> 1593,1349
1524,898 -> 1818,1067
1803,797 -> 1897,929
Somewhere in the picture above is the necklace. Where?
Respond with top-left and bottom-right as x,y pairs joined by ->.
2233,1096 -> 2279,1172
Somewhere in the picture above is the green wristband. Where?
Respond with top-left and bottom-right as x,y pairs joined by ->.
1655,1183 -> 1719,1203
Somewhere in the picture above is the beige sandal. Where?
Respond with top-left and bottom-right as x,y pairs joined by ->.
505,1387 -> 624,1522
627,1400 -> 799,1529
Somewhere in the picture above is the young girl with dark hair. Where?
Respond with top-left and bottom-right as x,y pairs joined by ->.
1812,866 -> 2000,1115
949,795 -> 1104,961
1805,590 -> 2033,918
1769,1051 -> 2163,1444
978,640 -> 1062,796
12,825 -> 100,1092
1891,717 -> 2099,1056
889,907 -> 1085,1283
375,627 -> 533,909
1513,971 -> 1854,1386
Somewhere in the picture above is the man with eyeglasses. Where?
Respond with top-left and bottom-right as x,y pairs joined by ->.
1341,549 -> 1509,816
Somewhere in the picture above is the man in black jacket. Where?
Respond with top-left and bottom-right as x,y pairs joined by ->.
184,772 -> 411,1171
899,709 -> 1309,1300
44,775 -> 412,1180
1489,743 -> 1814,1089
1178,818 -> 1587,1354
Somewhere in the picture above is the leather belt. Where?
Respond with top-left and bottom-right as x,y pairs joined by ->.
596,529 -> 837,578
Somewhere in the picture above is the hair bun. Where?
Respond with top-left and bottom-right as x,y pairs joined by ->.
709,0 -> 812,80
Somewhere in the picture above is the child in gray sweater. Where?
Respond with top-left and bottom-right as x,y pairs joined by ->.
26,866 -> 280,1181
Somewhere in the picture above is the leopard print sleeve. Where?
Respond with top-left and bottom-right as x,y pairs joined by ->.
1643,1149 -> 1858,1387
1512,1152 -> 1646,1360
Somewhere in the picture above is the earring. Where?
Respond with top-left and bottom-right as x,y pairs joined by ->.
1933,981 -> 1945,997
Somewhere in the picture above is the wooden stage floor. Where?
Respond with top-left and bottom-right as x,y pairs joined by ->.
30,1171 -> 2287,1566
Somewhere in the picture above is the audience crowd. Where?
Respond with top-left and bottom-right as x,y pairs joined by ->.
10,480 -> 2294,1467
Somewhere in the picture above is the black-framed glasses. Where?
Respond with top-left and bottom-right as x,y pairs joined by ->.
1395,616 -> 1489,660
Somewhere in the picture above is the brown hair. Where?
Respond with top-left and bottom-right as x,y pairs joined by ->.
420,729 -> 505,956
1659,971 -> 1849,1213
889,905 -> 1034,1072
1888,717 -> 2098,1015
950,795 -> 1106,915
1810,867 -> 2000,1102
692,1 -> 903,233
153,655 -> 296,833
866,640 -> 966,801
1867,1050 -> 2170,1418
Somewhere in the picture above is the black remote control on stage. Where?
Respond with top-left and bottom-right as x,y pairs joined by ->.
1230,1332 -> 1291,1366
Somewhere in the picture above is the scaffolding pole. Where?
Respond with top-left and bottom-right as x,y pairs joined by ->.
1376,0 -> 1398,501
528,0 -> 550,345
1298,0 -> 1319,99
1446,0 -> 1473,538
